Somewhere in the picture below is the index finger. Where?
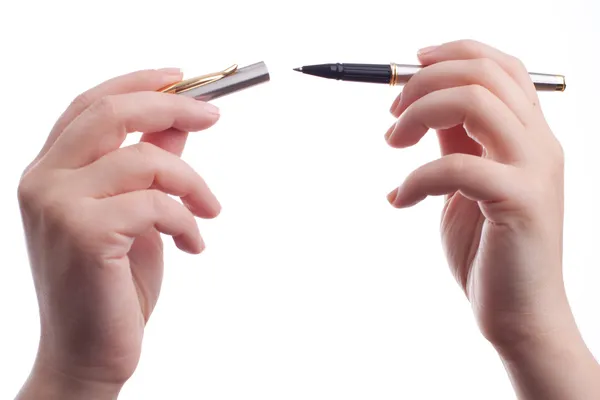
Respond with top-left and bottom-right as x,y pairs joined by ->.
40,91 -> 220,170
416,39 -> 539,103
28,68 -> 183,171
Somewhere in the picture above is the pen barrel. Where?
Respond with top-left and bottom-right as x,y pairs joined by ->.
390,64 -> 422,86
336,63 -> 391,84
391,64 -> 566,92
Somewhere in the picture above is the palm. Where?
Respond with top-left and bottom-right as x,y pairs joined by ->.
124,129 -> 189,325
69,229 -> 165,384
80,132 -> 185,381
434,126 -> 534,330
440,192 -> 484,290
435,126 -> 486,292
128,229 -> 165,324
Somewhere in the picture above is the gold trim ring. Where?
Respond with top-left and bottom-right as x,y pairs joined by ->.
390,63 -> 398,86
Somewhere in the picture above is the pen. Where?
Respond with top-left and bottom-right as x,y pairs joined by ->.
293,63 -> 566,92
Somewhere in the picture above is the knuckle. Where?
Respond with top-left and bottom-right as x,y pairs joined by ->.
17,170 -> 60,208
129,142 -> 161,175
455,39 -> 483,56
17,174 -> 40,205
70,90 -> 94,111
90,95 -> 118,120
463,84 -> 490,105
446,154 -> 466,176
508,55 -> 527,74
132,141 -> 159,157
18,170 -> 85,232
145,189 -> 166,213
475,57 -> 496,70
474,57 -> 503,78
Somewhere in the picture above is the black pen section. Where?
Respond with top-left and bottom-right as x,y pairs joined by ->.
297,63 -> 391,84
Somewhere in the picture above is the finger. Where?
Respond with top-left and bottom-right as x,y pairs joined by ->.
30,68 -> 183,170
140,128 -> 189,157
391,59 -> 533,123
385,85 -> 528,163
387,153 -> 521,209
389,92 -> 402,114
76,142 -> 221,219
435,126 -> 484,202
97,189 -> 204,254
40,91 -> 220,169
417,39 -> 539,103
435,125 -> 483,158
393,98 -> 484,159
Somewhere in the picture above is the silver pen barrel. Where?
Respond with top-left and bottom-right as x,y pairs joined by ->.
391,63 -> 566,92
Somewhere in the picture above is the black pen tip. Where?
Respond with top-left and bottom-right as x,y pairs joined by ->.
293,67 -> 303,72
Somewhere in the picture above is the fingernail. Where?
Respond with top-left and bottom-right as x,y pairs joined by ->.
387,189 -> 399,206
197,237 -> 206,253
198,102 -> 220,116
417,45 -> 438,56
158,67 -> 182,75
390,92 -> 402,114
385,122 -> 397,141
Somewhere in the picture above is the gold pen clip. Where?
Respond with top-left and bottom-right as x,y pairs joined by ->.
159,64 -> 239,94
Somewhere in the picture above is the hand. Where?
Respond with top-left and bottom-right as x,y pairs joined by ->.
16,68 -> 221,399
385,40 -> 600,399
386,39 -> 566,346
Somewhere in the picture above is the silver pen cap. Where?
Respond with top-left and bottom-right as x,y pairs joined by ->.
159,62 -> 270,101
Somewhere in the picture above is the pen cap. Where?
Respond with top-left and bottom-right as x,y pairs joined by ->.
180,61 -> 270,101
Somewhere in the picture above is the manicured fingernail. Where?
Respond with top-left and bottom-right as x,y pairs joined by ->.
158,67 -> 182,75
390,92 -> 402,114
385,122 -> 397,141
417,45 -> 438,56
387,189 -> 399,205
198,102 -> 220,115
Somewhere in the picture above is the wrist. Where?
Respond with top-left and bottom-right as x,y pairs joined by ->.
494,318 -> 588,365
16,361 -> 123,400
488,303 -> 600,399
475,282 -> 577,353
494,325 -> 600,399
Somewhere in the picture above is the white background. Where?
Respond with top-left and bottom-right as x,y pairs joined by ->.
1,0 -> 598,398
